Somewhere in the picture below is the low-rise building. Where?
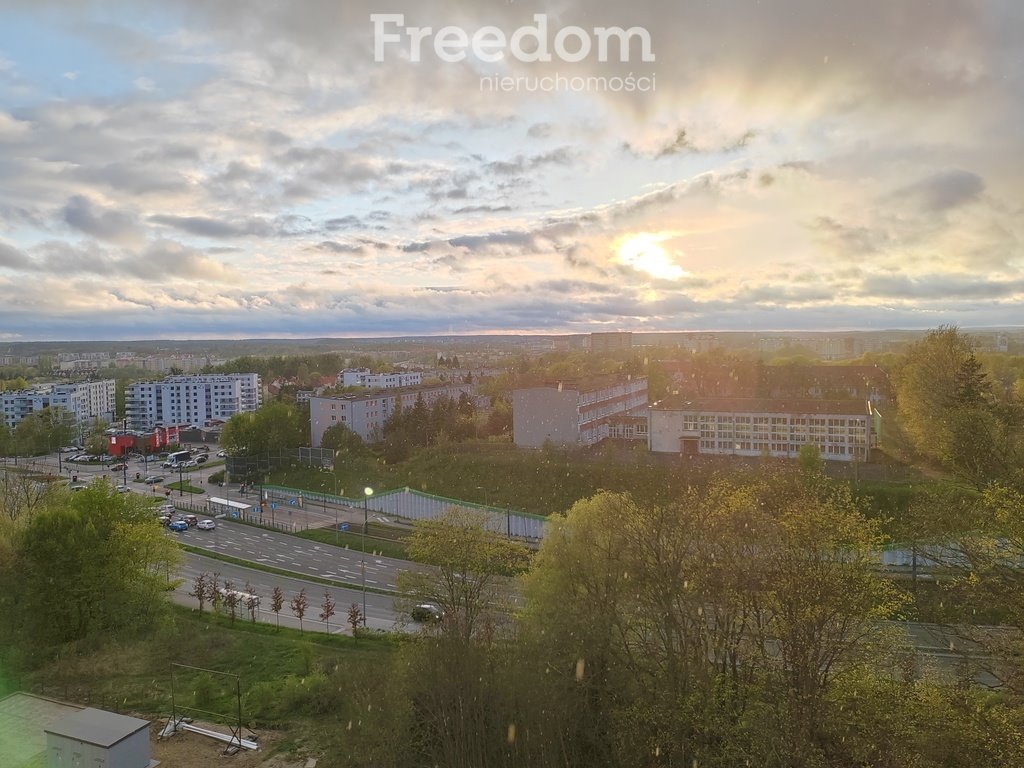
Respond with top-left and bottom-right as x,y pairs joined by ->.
311,382 -> 472,444
512,375 -> 648,448
648,397 -> 873,462
337,368 -> 423,389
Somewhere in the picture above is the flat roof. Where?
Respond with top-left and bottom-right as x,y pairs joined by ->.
650,397 -> 869,415
208,496 -> 252,510
0,692 -> 82,768
44,707 -> 148,749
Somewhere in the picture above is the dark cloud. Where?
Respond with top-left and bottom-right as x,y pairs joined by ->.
484,147 -> 578,176
62,195 -> 141,244
860,273 -> 1024,300
808,216 -> 889,258
0,240 -> 32,270
527,123 -> 553,139
894,169 -> 985,212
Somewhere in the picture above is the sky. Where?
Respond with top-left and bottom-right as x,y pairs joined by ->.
0,0 -> 1022,341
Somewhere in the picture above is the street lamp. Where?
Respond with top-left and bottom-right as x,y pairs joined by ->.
362,486 -> 373,626
178,464 -> 184,497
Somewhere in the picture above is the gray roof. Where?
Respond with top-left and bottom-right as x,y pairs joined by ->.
45,707 -> 149,748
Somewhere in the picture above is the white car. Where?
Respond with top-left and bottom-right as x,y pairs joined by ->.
115,484 -> 131,493
216,450 -> 226,458
196,519 -> 216,530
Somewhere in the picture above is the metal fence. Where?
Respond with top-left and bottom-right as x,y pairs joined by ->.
261,484 -> 549,541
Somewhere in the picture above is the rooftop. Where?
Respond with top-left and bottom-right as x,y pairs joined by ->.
650,397 -> 870,415
44,707 -> 149,749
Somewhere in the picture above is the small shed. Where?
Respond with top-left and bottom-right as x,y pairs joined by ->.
45,707 -> 156,768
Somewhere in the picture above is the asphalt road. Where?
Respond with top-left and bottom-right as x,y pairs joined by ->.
166,518 -> 423,591
174,550 -> 405,633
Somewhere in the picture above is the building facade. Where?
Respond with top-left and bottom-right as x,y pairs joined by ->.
512,375 -> 649,448
310,382 -> 472,444
124,373 -> 261,430
648,397 -> 873,462
589,331 -> 633,354
0,379 -> 116,430
337,368 -> 423,389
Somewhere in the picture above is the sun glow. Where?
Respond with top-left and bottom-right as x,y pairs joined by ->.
613,232 -> 686,280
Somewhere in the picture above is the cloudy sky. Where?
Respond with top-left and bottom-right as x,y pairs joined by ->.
0,0 -> 1022,340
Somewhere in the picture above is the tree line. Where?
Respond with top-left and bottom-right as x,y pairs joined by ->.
330,468 -> 1024,768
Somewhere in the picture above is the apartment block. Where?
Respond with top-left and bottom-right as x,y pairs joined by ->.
337,368 -> 423,389
0,379 -> 116,430
310,382 -> 472,444
648,397 -> 873,462
125,373 -> 261,430
512,375 -> 649,448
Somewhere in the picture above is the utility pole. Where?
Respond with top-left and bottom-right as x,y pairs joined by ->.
362,486 -> 373,626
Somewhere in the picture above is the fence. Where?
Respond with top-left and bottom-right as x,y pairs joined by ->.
261,485 -> 550,541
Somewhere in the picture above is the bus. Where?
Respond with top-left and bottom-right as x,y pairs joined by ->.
163,450 -> 192,468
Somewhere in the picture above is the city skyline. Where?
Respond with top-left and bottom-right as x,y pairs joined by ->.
1,1 -> 1022,341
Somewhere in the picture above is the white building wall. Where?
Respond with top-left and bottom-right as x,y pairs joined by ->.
648,407 -> 871,462
126,374 -> 260,430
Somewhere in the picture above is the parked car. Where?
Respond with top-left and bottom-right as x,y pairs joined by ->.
196,519 -> 216,530
168,519 -> 188,532
410,603 -> 443,623
144,475 -> 165,484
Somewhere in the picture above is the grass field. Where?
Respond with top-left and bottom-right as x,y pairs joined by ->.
7,604 -> 403,765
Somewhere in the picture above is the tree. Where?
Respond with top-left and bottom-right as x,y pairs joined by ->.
291,588 -> 309,632
399,507 -> 528,642
2,483 -> 181,653
222,579 -> 241,623
896,326 -> 976,464
270,586 -> 284,628
347,603 -> 363,636
320,590 -> 336,633
244,581 -> 260,622
320,422 -> 366,455
221,401 -> 308,458
191,572 -> 209,613
797,442 -> 823,473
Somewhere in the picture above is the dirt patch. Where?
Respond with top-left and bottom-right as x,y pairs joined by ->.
152,720 -> 305,767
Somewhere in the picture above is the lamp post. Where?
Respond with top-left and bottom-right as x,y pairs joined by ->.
362,486 -> 373,626
178,464 -> 184,497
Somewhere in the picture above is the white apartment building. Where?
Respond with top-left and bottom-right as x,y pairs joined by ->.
310,383 -> 472,444
512,375 -> 649,448
1,379 -> 116,430
125,373 -> 261,430
337,368 -> 423,389
648,397 -> 872,462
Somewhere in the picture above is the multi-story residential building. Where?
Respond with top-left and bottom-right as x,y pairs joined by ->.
648,397 -> 873,462
589,332 -> 633,354
125,373 -> 261,430
0,379 -> 116,430
337,368 -> 423,389
512,375 -> 649,448
310,383 -> 472,444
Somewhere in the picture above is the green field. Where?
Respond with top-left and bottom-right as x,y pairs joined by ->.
7,605 -> 401,765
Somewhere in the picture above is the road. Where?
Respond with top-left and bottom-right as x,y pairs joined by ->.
167,519 -> 423,592
174,551 -> 405,634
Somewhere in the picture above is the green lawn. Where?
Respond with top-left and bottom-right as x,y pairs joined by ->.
165,480 -> 205,494
295,527 -> 409,560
